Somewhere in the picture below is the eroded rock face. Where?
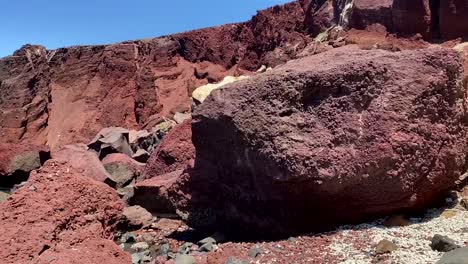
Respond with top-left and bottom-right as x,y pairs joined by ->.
0,1 -> 312,151
180,46 -> 468,238
0,160 -> 130,263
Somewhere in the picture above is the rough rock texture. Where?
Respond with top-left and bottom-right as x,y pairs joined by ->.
102,153 -> 145,187
0,143 -> 49,186
51,144 -> 111,182
179,46 -> 468,237
0,1 -> 312,150
140,119 -> 194,181
133,170 -> 182,214
0,160 -> 130,264
439,0 -> 468,40
391,0 -> 431,39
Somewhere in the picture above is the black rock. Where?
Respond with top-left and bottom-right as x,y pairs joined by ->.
431,234 -> 460,252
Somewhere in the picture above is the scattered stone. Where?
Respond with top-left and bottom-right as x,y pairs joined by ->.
375,239 -> 397,254
88,127 -> 133,159
383,215 -> 410,227
436,247 -> 468,264
226,257 -> 249,264
52,144 -> 111,182
0,190 -> 9,203
120,232 -> 136,243
173,112 -> 191,124
134,170 -> 181,214
132,149 -> 150,163
151,218 -> 183,232
431,234 -> 460,252
178,242 -> 193,254
199,241 -> 214,252
102,153 -> 144,188
248,246 -> 262,258
441,209 -> 459,219
174,254 -> 196,264
117,185 -> 135,205
159,243 -> 171,255
192,75 -> 249,104
123,206 -> 154,228
131,242 -> 150,252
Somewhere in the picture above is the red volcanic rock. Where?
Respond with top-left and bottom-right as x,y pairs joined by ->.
133,170 -> 182,214
0,160 -> 130,263
140,119 -> 194,181
439,0 -> 468,39
51,144 -> 111,182
0,143 -> 49,186
182,46 -> 468,238
0,1 -> 312,150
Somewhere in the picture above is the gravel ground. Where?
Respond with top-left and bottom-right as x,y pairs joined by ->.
330,207 -> 468,263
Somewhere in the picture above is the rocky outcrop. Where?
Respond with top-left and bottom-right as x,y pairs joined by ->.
0,1 -> 312,151
177,46 -> 468,238
0,160 -> 130,263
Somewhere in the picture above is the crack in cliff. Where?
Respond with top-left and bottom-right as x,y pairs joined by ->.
430,0 -> 441,39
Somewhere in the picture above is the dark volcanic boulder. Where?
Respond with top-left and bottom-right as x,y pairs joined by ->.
391,0 -> 431,39
181,46 -> 468,238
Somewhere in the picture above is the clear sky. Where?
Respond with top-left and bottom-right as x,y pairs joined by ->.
0,0 -> 292,58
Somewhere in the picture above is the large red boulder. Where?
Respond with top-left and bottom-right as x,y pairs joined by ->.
348,0 -> 394,30
439,0 -> 468,39
140,119 -> 194,181
179,46 -> 468,238
0,160 -> 130,263
0,143 -> 49,186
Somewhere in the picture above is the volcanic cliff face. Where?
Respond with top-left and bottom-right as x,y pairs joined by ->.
0,0 -> 312,150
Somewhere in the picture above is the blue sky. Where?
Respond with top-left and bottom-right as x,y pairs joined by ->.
0,0 -> 291,57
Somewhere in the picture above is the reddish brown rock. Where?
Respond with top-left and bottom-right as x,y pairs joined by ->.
180,46 -> 468,238
140,119 -> 194,181
349,0 -> 394,31
51,144 -> 111,182
102,153 -> 145,187
0,143 -> 49,186
133,170 -> 182,214
439,0 -> 468,40
0,1 -> 312,150
0,160 -> 130,263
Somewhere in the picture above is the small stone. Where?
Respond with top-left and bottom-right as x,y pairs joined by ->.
173,112 -> 191,124
440,209 -> 458,219
248,246 -> 262,258
120,232 -> 136,243
199,241 -> 214,252
375,239 -> 397,254
431,234 -> 460,252
226,257 -> 249,264
132,253 -> 142,264
383,215 -> 410,227
131,242 -> 150,252
28,185 -> 37,192
174,254 -> 196,264
159,243 -> 171,256
123,206 -> 154,228
0,191 -> 9,203
436,247 -> 468,264
178,242 -> 193,254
